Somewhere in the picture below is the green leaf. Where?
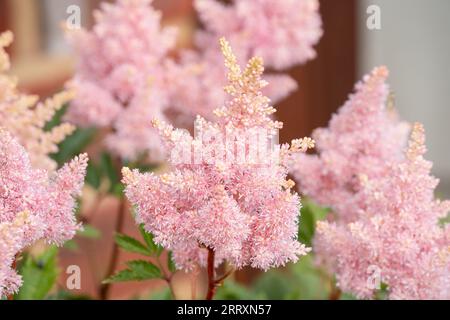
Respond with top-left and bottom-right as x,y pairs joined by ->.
103,269 -> 138,284
85,162 -> 101,189
148,287 -> 172,300
44,104 -> 68,131
167,251 -> 176,273
15,246 -> 59,300
103,260 -> 161,284
64,239 -> 79,251
78,224 -> 101,239
298,199 -> 329,247
215,280 -> 265,300
100,153 -> 120,193
51,127 -> 96,166
115,233 -> 152,256
138,224 -> 163,256
126,260 -> 161,279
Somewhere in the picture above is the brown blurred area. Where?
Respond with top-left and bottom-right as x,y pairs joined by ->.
0,0 -> 357,299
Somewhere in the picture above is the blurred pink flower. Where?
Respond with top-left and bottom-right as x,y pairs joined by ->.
292,66 -> 410,223
0,130 -> 88,296
66,0 -> 322,160
168,0 -> 322,119
0,31 -> 75,171
65,0 -> 176,160
314,124 -> 450,299
122,39 -> 313,271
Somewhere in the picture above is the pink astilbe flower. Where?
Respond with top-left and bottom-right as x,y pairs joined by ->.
0,130 -> 88,296
195,0 -> 323,70
0,31 -> 75,171
168,0 -> 322,119
65,0 -> 176,160
292,66 -> 410,223
314,124 -> 450,299
122,39 -> 313,271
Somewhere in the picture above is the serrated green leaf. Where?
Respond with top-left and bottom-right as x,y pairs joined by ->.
103,260 -> 161,284
167,251 -> 176,273
126,260 -> 161,279
138,224 -> 163,256
115,233 -> 151,256
15,246 -> 59,300
103,269 -> 138,284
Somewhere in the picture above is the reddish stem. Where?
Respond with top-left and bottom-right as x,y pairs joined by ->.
205,247 -> 216,300
100,196 -> 127,300
7,256 -> 18,300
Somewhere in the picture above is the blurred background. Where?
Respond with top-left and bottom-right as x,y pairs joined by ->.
1,0 -> 449,299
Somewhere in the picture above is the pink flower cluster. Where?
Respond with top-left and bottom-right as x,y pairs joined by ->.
66,0 -> 322,161
168,0 -> 322,119
122,39 -> 314,271
0,130 -> 88,297
65,0 -> 176,161
315,124 -> 450,299
293,66 -> 410,223
293,67 -> 450,299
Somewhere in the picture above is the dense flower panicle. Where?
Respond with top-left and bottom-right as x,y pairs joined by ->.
168,0 -> 322,119
0,130 -> 88,296
314,124 -> 450,299
292,66 -> 410,222
65,0 -> 175,160
122,39 -> 313,271
0,31 -> 75,171
195,0 -> 323,70
67,0 -> 322,160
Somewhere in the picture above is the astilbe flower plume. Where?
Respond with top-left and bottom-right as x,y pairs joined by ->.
66,0 -> 322,161
292,66 -> 410,223
65,0 -> 176,161
314,124 -> 450,299
0,130 -> 88,297
168,0 -> 323,119
122,39 -> 314,271
0,31 -> 75,171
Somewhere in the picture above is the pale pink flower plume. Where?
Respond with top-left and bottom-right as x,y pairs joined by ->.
65,0 -> 176,160
314,124 -> 450,299
66,0 -> 322,160
0,130 -> 88,297
168,0 -> 322,119
0,31 -> 75,171
195,0 -> 323,70
292,66 -> 410,223
122,39 -> 313,271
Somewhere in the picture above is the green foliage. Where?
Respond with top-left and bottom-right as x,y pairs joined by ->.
139,224 -> 163,256
215,280 -> 266,300
115,233 -> 153,256
51,128 -> 97,166
148,287 -> 172,300
298,199 -> 329,247
103,260 -> 161,284
15,246 -> 59,300
46,290 -> 92,300
64,225 -> 101,252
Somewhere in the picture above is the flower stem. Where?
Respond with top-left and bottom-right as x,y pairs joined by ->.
100,195 -> 127,300
7,255 -> 18,300
205,247 -> 216,300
